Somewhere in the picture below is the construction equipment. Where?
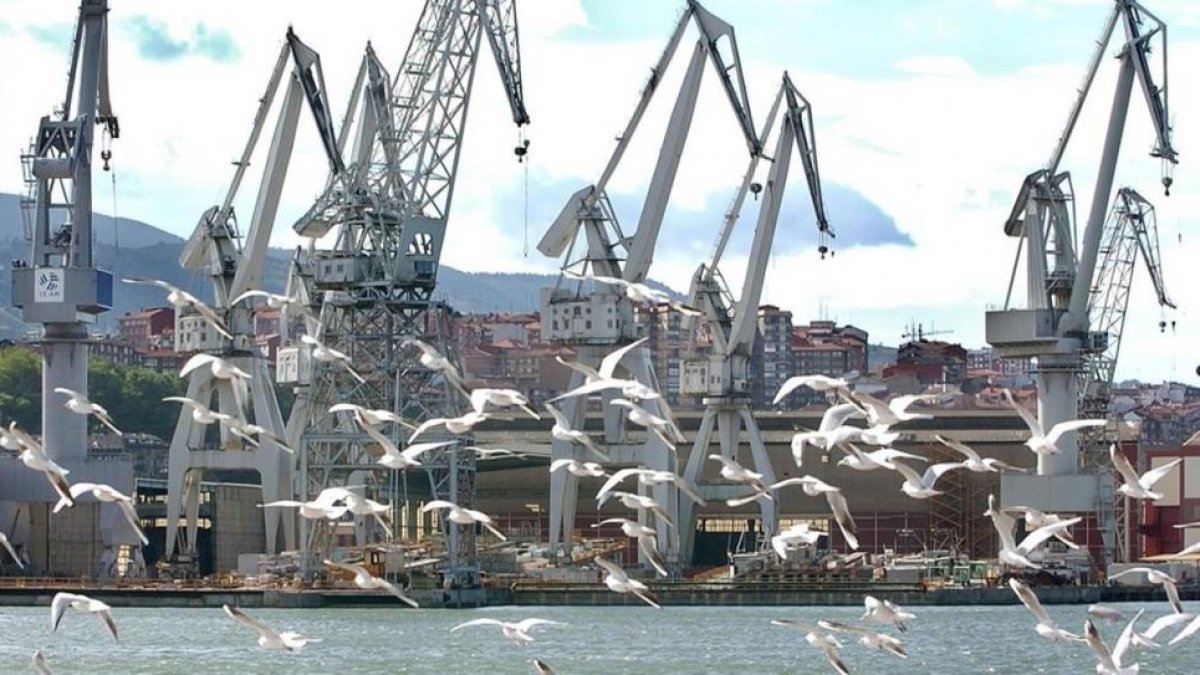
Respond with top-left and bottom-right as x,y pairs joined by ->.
678,73 -> 832,561
161,29 -> 343,575
285,0 -> 529,594
539,0 -> 759,569
985,0 -> 1177,565
6,0 -> 142,576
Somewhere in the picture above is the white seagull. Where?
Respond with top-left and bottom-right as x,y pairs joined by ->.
772,621 -> 850,675
1108,567 -> 1184,614
53,482 -> 148,545
1083,612 -> 1153,675
849,392 -> 936,428
1003,388 -> 1106,456
260,499 -> 349,521
179,354 -> 251,414
891,460 -> 968,500
223,604 -> 320,651
451,617 -> 565,645
595,467 -> 706,506
817,619 -> 908,659
771,475 -> 860,550
229,289 -> 316,320
836,444 -> 926,472
545,402 -> 609,461
599,491 -> 677,534
301,334 -> 366,384
988,495 -> 1081,569
329,403 -> 416,429
53,388 -> 121,436
773,373 -> 857,405
593,517 -> 669,577
553,338 -> 660,402
861,595 -> 914,633
12,424 -> 74,507
407,411 -> 491,444
549,458 -> 608,478
593,556 -> 661,608
403,338 -> 467,393
123,276 -> 232,339
32,650 -> 51,675
422,500 -> 507,540
772,522 -> 827,559
1009,578 -> 1082,642
533,658 -> 556,675
323,559 -> 418,607
0,531 -> 23,568
51,592 -> 119,642
610,398 -> 684,449
708,454 -> 772,507
470,388 -> 540,419
935,435 -> 1026,473
164,396 -> 234,425
1111,443 -> 1182,501
563,269 -> 700,315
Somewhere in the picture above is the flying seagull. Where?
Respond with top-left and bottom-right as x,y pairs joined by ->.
1002,388 -> 1105,456
51,592 -> 119,642
123,276 -> 232,339
54,388 -> 122,436
222,604 -> 320,651
1111,443 -> 1182,501
450,617 -> 564,645
53,482 -> 148,545
323,559 -> 418,608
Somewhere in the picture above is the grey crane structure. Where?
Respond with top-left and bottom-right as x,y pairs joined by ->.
6,0 -> 142,575
678,73 -> 832,561
985,0 -> 1177,560
284,0 -> 529,589
161,30 -> 341,573
539,0 -> 759,568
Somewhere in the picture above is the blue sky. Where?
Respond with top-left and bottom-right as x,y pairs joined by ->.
0,0 -> 1198,383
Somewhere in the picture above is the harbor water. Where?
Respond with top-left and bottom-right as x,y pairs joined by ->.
1,601 -> 1198,673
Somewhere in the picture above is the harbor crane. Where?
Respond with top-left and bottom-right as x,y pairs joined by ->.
985,0 -> 1177,562
678,73 -> 832,560
284,0 -> 529,592
6,0 -> 142,575
538,0 -> 759,567
161,29 -> 342,575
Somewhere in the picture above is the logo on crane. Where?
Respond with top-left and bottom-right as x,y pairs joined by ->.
34,268 -> 65,303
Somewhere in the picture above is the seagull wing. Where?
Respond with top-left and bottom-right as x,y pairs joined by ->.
1163,577 -> 1184,614
598,337 -> 648,379
97,608 -> 120,642
94,410 -> 123,436
401,440 -> 457,463
407,418 -> 446,444
450,617 -> 506,633
544,402 -> 571,428
1109,444 -> 1144,488
596,468 -> 638,502
179,353 -> 219,378
513,618 -> 564,632
1010,579 -> 1054,626
1044,419 -> 1106,446
1139,457 -> 1182,490
117,500 -> 149,545
224,605 -> 279,640
826,490 -> 859,550
1112,610 -> 1146,665
1083,620 -> 1117,674
421,500 -> 457,513
122,276 -> 177,292
936,435 -> 981,462
555,355 -> 602,382
1003,388 -> 1043,436
229,289 -> 271,305
773,376 -> 824,405
820,403 -> 864,432
1017,517 -> 1082,555
190,301 -> 233,339
50,593 -> 75,632
921,462 -> 966,490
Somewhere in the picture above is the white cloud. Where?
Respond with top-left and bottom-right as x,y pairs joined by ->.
891,55 -> 976,78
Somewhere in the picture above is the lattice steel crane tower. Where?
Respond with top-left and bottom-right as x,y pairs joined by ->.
985,0 -> 1176,562
285,0 -> 529,589
538,0 -> 759,566
7,0 -> 141,575
678,73 -> 832,561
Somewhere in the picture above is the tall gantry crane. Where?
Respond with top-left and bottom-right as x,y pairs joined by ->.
538,0 -> 759,567
7,0 -> 142,575
161,29 -> 342,575
285,0 -> 529,591
678,73 -> 832,560
985,0 -> 1177,564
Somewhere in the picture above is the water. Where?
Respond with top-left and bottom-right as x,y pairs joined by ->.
0,601 -> 1197,673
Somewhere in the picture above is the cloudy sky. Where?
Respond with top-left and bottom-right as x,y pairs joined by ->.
1,0 -> 1198,384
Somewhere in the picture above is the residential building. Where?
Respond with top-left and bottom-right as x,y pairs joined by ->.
752,305 -> 794,408
118,307 -> 175,350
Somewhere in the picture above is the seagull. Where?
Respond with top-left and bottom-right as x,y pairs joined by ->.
935,435 -> 1026,473
563,269 -> 700,316
12,424 -> 74,507
772,522 -> 827,559
848,392 -> 936,428
1088,604 -> 1126,624
891,460 -> 968,500
260,499 -> 349,521
1009,578 -> 1083,642
708,454 -> 772,506
1108,567 -> 1184,614
773,373 -> 857,405
329,403 -> 416,429
1111,444 -> 1182,501
1006,505 -> 1080,549
593,517 -> 669,577
836,444 -> 927,472
164,396 -> 235,425
323,559 -> 418,607
407,411 -> 491,444
988,495 -> 1081,569
470,388 -> 540,419
1141,611 -> 1194,639
403,338 -> 467,393
53,482 -> 148,545
610,398 -> 684,449
595,467 -> 706,506
1170,541 -> 1200,559
179,354 -> 251,413
593,556 -> 661,608
301,334 -> 366,384
462,446 -> 526,460
771,476 -> 860,550
549,458 -> 608,478
861,595 -> 914,633
790,404 -> 897,466
451,617 -> 565,645
1167,613 -> 1200,646
229,289 -> 316,320
599,491 -> 677,534
51,592 -> 118,642
53,388 -> 121,436
226,420 -> 295,454
817,619 -> 908,659
546,402 -> 610,461
318,488 -> 394,537
373,436 -> 457,471
0,531 -> 23,568
422,500 -> 507,540
772,621 -> 849,675
553,338 -> 660,402
223,604 -> 320,651
1083,612 -> 1154,674
32,650 -> 51,675
123,276 -> 232,339
532,658 -> 556,675
1002,388 -> 1106,456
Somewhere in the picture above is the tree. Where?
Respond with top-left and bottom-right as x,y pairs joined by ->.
0,346 -> 41,431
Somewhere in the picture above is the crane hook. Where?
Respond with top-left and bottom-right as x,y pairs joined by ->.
101,149 -> 112,172
514,138 -> 530,163
750,182 -> 762,201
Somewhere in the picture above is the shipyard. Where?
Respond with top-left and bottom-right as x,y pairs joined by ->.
0,0 -> 1199,673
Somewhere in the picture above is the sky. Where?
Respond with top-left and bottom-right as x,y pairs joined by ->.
0,0 -> 1198,384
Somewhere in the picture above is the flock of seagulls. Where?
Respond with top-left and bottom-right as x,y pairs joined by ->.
5,275 -> 1199,672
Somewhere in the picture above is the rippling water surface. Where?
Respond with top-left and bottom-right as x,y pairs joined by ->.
1,600 -> 1198,673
